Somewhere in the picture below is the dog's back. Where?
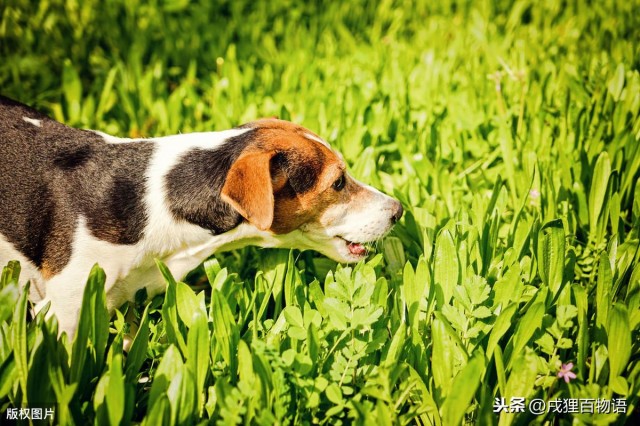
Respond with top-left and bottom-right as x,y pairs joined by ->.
0,97 -> 154,294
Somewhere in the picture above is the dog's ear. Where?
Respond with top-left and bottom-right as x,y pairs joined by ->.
221,151 -> 274,231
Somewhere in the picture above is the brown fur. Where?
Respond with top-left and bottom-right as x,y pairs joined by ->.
220,150 -> 276,231
221,119 -> 352,234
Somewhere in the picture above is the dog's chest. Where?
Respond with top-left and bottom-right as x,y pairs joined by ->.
101,222 -> 275,309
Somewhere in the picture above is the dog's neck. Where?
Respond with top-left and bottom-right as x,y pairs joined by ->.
110,129 -> 258,253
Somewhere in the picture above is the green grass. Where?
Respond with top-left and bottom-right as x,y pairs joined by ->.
1,0 -> 640,424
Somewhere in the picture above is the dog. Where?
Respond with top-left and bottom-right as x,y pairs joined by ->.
0,95 -> 403,337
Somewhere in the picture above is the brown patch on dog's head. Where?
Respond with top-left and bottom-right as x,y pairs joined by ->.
221,119 -> 350,233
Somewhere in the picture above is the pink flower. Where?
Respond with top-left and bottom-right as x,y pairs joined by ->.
558,363 -> 577,383
529,189 -> 541,206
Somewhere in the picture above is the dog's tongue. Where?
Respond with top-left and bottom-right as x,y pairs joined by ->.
348,242 -> 366,256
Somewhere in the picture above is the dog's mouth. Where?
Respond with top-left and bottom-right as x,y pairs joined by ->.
337,236 -> 373,258
347,240 -> 366,256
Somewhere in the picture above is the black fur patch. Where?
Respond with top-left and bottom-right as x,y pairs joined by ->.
53,145 -> 94,169
282,146 -> 325,194
76,143 -> 155,245
0,95 -> 154,275
165,131 -> 257,234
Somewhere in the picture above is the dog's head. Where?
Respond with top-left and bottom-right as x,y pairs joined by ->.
221,119 -> 402,263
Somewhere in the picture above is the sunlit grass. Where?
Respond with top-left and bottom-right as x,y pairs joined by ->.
1,0 -> 639,424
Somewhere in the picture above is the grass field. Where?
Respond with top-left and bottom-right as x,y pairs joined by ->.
1,0 -> 640,424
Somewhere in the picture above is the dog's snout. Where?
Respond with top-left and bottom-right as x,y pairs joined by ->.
391,201 -> 403,223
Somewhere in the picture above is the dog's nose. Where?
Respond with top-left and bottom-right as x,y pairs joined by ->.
391,201 -> 403,223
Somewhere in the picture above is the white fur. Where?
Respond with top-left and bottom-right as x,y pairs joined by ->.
304,132 -> 331,148
89,129 -> 132,143
22,116 -> 42,127
106,223 -> 308,315
35,217 -> 140,336
37,220 -> 301,336
299,180 -> 399,262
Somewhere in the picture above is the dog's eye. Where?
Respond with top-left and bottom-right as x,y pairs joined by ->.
332,174 -> 345,191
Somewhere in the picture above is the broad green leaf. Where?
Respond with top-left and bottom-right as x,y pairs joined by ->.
176,281 -> 202,328
94,353 -> 125,426
431,317 -> 455,398
11,280 -> 29,406
501,350 -> 538,426
607,304 -> 631,381
211,267 -> 230,292
494,346 -> 506,398
441,352 -> 485,426
0,350 -> 16,399
383,323 -> 406,368
402,260 -> 421,331
610,376 -> 629,396
0,260 -> 21,289
492,263 -> 523,307
383,236 -> 406,279
510,302 -> 544,365
48,355 -> 78,426
148,345 -> 184,410
556,305 -> 578,329
62,59 -> 82,122
588,152 -> 611,238
284,249 -> 303,308
142,394 -> 171,426
537,219 -> 565,297
211,289 -> 239,379
94,372 -> 110,426
259,249 -> 288,309
607,63 -> 625,101
203,258 -> 222,286
125,305 -> 150,382
307,323 -> 320,369
573,284 -> 590,379
322,298 -> 349,330
71,264 -> 109,388
96,66 -> 118,117
25,327 -> 56,409
326,383 -> 343,404
283,306 -> 304,329
308,280 -> 327,317
596,252 -> 613,329
609,191 -> 620,236
187,312 -> 210,415
168,369 -> 196,425
161,268 -> 187,355
237,339 -> 254,385
434,229 -> 458,306
486,303 -> 517,358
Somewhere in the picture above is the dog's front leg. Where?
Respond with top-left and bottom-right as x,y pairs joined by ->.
36,255 -> 131,339
35,266 -> 116,339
